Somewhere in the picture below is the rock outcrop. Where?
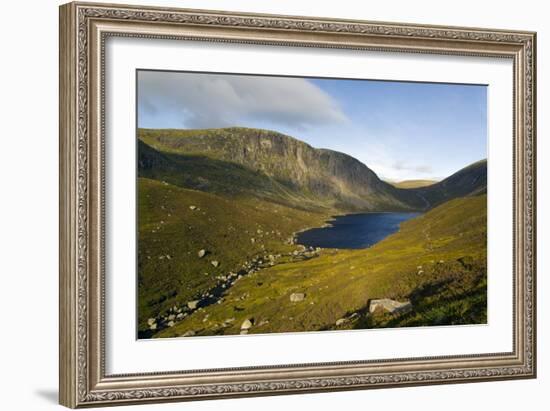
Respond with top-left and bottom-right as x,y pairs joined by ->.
369,299 -> 412,314
290,293 -> 306,302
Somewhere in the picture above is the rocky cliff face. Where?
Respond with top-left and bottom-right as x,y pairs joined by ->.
138,127 -> 417,211
138,127 -> 486,212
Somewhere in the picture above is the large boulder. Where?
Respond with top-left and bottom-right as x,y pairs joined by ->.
241,318 -> 254,330
369,299 -> 412,314
290,293 -> 306,302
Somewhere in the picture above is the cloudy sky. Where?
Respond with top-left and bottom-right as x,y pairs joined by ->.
137,70 -> 487,181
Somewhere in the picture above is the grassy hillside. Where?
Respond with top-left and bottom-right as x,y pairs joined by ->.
415,159 -> 487,207
137,177 -> 328,336
157,194 -> 487,337
390,179 -> 438,189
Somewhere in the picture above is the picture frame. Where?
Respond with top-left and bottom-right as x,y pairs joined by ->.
59,1 -> 536,408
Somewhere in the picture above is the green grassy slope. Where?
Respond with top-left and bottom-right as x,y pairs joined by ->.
414,159 -> 487,207
157,194 -> 487,337
137,177 -> 328,335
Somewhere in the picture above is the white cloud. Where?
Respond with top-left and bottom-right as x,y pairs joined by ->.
138,71 -> 348,129
392,160 -> 433,174
324,135 -> 438,182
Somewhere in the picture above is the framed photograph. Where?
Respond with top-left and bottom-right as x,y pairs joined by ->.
59,2 -> 537,408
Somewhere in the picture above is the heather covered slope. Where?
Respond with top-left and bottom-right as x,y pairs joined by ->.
137,177 -> 328,335
157,194 -> 487,337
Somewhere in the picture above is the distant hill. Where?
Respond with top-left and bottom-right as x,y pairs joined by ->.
413,159 -> 487,208
389,179 -> 438,189
138,127 -> 486,212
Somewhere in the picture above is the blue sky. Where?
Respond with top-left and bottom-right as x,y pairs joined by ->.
138,70 -> 487,181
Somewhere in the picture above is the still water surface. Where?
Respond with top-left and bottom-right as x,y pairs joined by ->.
296,212 -> 420,249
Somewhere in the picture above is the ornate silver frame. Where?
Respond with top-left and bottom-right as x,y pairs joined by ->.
59,2 -> 536,408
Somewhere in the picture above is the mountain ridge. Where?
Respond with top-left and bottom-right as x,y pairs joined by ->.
137,127 -> 486,212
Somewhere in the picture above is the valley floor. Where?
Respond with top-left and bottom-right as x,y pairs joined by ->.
138,177 -> 487,338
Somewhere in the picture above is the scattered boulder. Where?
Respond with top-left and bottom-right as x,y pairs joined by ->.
369,299 -> 412,314
167,314 -> 175,321
211,260 -> 220,268
198,249 -> 206,258
241,318 -> 254,330
187,300 -> 200,310
149,323 -> 157,331
290,293 -> 306,302
189,205 -> 197,210
167,321 -> 175,327
147,318 -> 156,326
